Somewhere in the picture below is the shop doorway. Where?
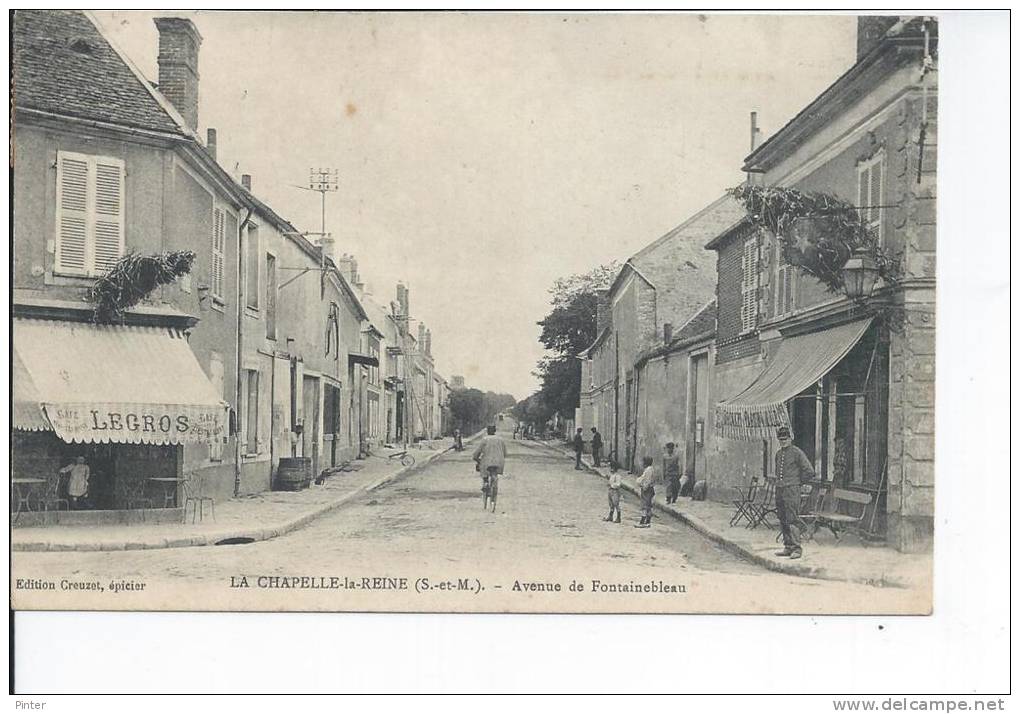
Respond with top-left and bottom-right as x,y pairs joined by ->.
686,351 -> 710,484
302,376 -> 320,477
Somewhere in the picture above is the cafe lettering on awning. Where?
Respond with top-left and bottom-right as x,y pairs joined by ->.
14,319 -> 228,446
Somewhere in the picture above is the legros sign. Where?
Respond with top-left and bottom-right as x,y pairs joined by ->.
43,403 -> 227,445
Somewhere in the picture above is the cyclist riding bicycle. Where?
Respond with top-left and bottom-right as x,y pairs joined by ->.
472,424 -> 507,512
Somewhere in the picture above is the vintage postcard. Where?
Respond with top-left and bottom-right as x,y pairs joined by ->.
10,11 -> 936,614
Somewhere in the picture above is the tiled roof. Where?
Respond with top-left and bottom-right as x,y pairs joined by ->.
673,299 -> 716,344
13,10 -> 184,135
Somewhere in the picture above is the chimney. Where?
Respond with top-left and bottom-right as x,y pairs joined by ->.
206,128 -> 217,161
663,323 -> 673,345
350,258 -> 362,290
595,289 -> 611,334
397,283 -> 410,320
318,236 -> 337,266
241,174 -> 251,191
154,17 -> 203,131
749,112 -> 762,152
856,16 -> 899,61
425,329 -> 432,356
418,323 -> 426,347
390,301 -> 399,318
336,253 -> 355,283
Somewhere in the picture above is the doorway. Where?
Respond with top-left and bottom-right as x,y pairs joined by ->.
686,351 -> 709,484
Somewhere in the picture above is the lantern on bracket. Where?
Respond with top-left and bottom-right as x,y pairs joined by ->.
841,248 -> 881,301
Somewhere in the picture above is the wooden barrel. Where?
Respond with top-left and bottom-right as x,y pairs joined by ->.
275,457 -> 312,491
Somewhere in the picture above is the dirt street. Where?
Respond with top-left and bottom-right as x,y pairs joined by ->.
13,436 -> 925,613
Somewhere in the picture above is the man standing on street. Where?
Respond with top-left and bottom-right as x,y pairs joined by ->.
572,427 -> 585,470
774,426 -> 814,559
662,442 -> 681,504
590,427 -> 603,467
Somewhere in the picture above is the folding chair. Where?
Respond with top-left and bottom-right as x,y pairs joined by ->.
747,478 -> 777,529
729,476 -> 760,527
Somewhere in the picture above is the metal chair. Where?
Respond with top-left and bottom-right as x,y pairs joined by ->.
747,478 -> 777,529
183,472 -> 215,524
730,477 -> 760,527
41,474 -> 69,512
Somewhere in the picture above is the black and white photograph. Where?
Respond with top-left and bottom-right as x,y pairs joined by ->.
6,9 -> 1012,697
6,9 -> 948,616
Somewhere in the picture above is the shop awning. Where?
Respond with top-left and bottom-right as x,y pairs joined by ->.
13,319 -> 228,445
348,352 -> 379,367
715,317 -> 873,441
13,351 -> 51,432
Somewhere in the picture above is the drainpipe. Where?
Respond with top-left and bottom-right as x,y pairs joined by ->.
234,206 -> 255,497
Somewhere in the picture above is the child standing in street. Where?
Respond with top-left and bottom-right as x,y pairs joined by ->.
604,465 -> 622,523
635,456 -> 656,528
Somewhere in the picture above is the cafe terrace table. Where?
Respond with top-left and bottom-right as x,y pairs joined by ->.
148,477 -> 188,509
11,478 -> 47,522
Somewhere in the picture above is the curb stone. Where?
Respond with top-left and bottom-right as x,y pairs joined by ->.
12,447 -> 452,553
536,441 -> 908,589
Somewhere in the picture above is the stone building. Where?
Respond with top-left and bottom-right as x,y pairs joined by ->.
577,195 -> 744,471
709,16 -> 937,552
11,10 -> 379,519
12,11 -> 248,518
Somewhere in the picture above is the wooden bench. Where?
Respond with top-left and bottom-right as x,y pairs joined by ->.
806,488 -> 873,541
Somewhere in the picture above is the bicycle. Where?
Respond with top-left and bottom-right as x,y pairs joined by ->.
388,450 -> 415,468
481,467 -> 498,512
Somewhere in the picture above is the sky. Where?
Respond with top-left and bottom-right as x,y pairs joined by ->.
94,11 -> 857,400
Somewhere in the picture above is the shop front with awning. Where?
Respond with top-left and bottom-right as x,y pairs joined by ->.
716,317 -> 889,493
12,318 -> 228,519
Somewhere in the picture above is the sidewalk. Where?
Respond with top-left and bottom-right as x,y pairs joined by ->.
545,442 -> 931,590
12,441 -> 457,553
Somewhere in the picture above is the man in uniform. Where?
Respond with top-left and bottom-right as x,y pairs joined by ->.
774,426 -> 814,559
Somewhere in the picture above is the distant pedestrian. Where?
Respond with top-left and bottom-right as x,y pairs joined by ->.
590,427 -> 603,467
572,427 -> 584,470
59,456 -> 90,509
453,428 -> 463,451
604,467 -> 622,523
774,426 -> 814,560
635,456 -> 657,528
663,442 -> 681,504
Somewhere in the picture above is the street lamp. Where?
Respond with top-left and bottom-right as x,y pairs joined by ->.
841,248 -> 881,301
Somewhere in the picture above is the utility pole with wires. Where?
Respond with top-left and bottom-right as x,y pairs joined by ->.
307,168 -> 339,239
286,168 -> 340,297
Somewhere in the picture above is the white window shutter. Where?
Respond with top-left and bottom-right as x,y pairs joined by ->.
55,152 -> 89,275
92,157 -> 125,273
858,164 -> 870,224
740,236 -> 759,332
212,207 -> 225,298
869,157 -> 883,242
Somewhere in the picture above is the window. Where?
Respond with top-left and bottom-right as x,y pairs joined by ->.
857,151 -> 885,244
244,368 -> 260,455
740,235 -> 759,333
245,224 -> 259,310
773,239 -> 797,318
211,205 -> 226,300
54,151 -> 125,276
265,253 -> 278,340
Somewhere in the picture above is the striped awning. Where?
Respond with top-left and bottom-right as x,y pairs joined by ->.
13,351 -> 51,431
13,318 -> 228,445
715,318 -> 873,441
